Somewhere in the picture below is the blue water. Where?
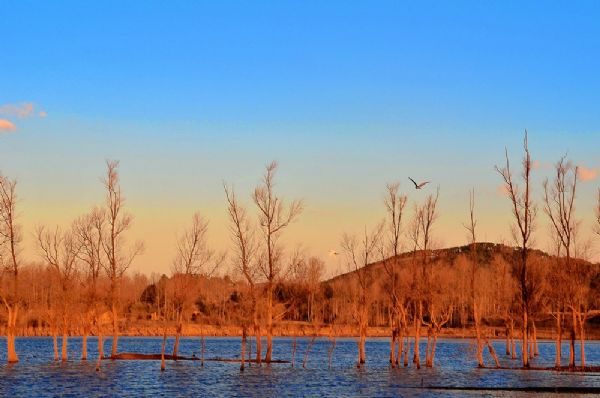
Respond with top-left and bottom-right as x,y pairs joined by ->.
0,337 -> 598,397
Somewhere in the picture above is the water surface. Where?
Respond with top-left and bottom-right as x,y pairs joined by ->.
0,337 -> 599,397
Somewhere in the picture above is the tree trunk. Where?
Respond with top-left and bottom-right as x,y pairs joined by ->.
532,320 -> 538,357
303,334 -> 316,368
428,333 -> 438,368
529,329 -> 534,360
95,336 -> 103,372
254,323 -> 262,365
160,329 -> 167,372
485,338 -> 500,367
82,327 -> 89,361
396,328 -> 403,366
389,323 -> 396,367
474,304 -> 484,368
357,320 -> 367,366
98,330 -> 104,359
111,302 -> 118,357
52,326 -> 59,361
240,327 -> 246,371
6,305 -> 19,363
510,318 -> 516,359
413,302 -> 421,369
425,327 -> 432,367
505,320 -> 510,355
172,316 -> 182,358
61,322 -> 68,361
522,310 -> 529,367
200,329 -> 205,367
291,334 -> 297,367
403,333 -> 409,367
578,311 -> 586,368
265,284 -> 273,363
569,309 -> 576,368
555,312 -> 562,368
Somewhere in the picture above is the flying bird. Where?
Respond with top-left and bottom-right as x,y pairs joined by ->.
329,250 -> 339,257
409,177 -> 430,190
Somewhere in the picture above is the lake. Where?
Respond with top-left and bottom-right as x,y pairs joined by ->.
0,337 -> 599,397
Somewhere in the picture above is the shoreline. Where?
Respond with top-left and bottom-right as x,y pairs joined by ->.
6,324 -> 600,341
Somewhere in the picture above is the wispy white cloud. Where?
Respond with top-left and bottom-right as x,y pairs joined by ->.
0,102 -> 47,131
0,102 -> 35,118
0,102 -> 47,119
577,165 -> 598,182
0,119 -> 17,132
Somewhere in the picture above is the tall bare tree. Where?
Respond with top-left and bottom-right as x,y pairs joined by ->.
36,225 -> 81,361
342,222 -> 383,367
408,187 -> 440,368
464,189 -> 484,367
171,212 -> 221,357
74,207 -> 106,360
495,130 -> 536,368
252,161 -> 303,363
382,182 -> 407,367
101,160 -> 143,357
0,173 -> 21,363
464,190 -> 500,368
224,184 -> 261,367
543,156 -> 579,368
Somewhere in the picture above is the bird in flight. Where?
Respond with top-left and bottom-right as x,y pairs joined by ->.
409,177 -> 430,190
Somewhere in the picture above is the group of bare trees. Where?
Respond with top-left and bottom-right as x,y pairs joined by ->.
1,139 -> 599,372
224,160 -> 303,366
0,161 -> 143,363
335,131 -> 599,370
495,131 -> 598,369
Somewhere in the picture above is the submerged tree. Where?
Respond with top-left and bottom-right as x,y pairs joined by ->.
0,173 -> 21,363
464,190 -> 500,368
408,187 -> 440,368
342,222 -> 383,367
252,161 -> 302,363
36,225 -> 81,361
101,161 -> 144,357
224,184 -> 261,367
74,208 -> 106,360
495,131 -> 536,368
381,182 -> 407,367
171,212 -> 221,357
543,156 -> 579,368
464,189 -> 484,367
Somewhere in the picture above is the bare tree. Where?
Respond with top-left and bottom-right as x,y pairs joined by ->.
252,161 -> 303,363
543,156 -> 579,368
495,130 -> 536,368
74,207 -> 106,360
171,212 -> 222,357
100,160 -> 144,357
409,187 -> 440,368
464,190 -> 500,368
36,225 -> 81,361
464,189 -> 484,367
341,222 -> 383,367
224,183 -> 261,367
0,173 -> 21,363
382,182 -> 407,367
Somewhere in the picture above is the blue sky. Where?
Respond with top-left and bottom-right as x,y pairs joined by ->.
1,1 -> 600,274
